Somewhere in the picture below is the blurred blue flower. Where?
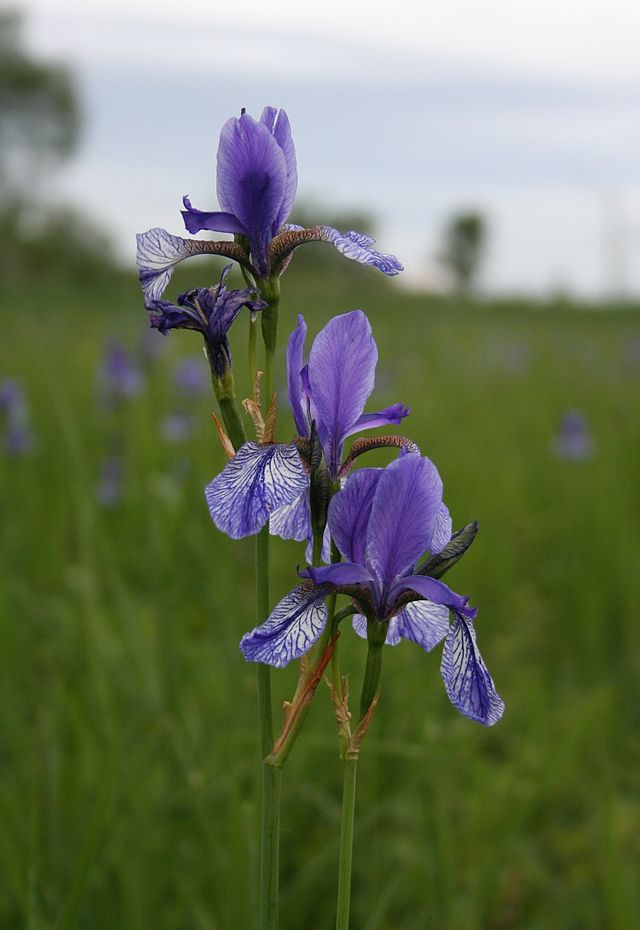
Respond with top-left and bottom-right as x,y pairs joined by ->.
4,424 -> 37,456
136,106 -> 402,300
0,378 -> 38,457
240,453 -> 504,726
98,341 -> 143,408
174,357 -> 209,398
552,409 -> 595,461
96,455 -> 124,508
161,412 -> 195,444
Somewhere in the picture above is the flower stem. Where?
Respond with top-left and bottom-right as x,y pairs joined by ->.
217,394 -> 246,451
259,276 -> 280,404
333,618 -> 385,930
248,313 -> 258,396
360,620 -> 386,721
259,762 -> 282,930
255,274 -> 280,930
335,758 -> 358,930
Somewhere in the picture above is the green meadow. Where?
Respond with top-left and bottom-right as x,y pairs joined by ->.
1,263 -> 640,929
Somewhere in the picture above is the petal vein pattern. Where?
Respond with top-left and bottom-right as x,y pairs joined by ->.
440,613 -> 504,726
240,583 -> 329,667
206,442 -> 308,539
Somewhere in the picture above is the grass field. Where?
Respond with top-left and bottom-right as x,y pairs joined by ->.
1,262 -> 640,929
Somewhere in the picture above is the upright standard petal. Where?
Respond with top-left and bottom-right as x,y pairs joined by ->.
136,227 -> 249,302
240,583 -> 329,668
287,315 -> 309,437
440,613 -> 505,726
367,455 -> 444,587
216,113 -> 288,275
328,467 -> 382,565
205,441 -> 308,539
308,310 -> 378,475
260,107 -> 297,229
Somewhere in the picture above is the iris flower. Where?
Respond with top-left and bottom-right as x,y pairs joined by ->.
205,310 -> 410,542
136,107 -> 402,306
240,453 -> 504,726
145,263 -> 265,378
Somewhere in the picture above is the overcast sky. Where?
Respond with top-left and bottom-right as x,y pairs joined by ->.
23,0 -> 640,296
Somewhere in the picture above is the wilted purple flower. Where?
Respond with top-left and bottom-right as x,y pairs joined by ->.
146,264 -> 265,378
174,357 -> 209,397
96,455 -> 124,508
136,107 -> 402,301
205,310 -> 410,541
552,409 -> 595,461
98,341 -> 143,407
240,453 -> 504,726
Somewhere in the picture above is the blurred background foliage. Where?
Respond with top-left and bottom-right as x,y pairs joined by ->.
1,8 -> 640,930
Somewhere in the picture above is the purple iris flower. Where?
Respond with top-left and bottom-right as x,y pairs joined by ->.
240,453 -> 504,726
136,107 -> 402,302
145,264 -> 265,378
205,310 -> 410,542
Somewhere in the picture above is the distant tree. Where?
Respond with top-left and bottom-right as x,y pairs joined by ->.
439,210 -> 487,295
0,10 -> 114,281
0,8 -> 80,204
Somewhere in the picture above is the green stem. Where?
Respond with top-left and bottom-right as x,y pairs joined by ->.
248,314 -> 258,396
258,276 -> 280,404
217,394 -> 246,451
259,763 -> 282,930
255,275 -> 280,930
335,758 -> 358,930
359,622 -> 385,722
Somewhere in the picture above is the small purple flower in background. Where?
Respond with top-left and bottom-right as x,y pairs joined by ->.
174,357 -> 209,398
552,409 -> 595,461
96,455 -> 124,508
0,379 -> 27,419
205,310 -> 410,543
0,378 -> 38,457
139,325 -> 168,365
160,359 -> 208,444
98,340 -> 144,409
136,107 -> 402,307
4,424 -> 37,456
161,412 -> 195,444
240,453 -> 503,726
